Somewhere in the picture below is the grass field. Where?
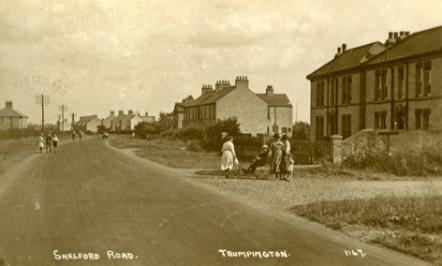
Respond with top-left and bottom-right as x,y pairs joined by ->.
108,135 -> 221,169
291,195 -> 442,264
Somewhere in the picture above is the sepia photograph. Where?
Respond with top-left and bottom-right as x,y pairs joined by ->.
0,0 -> 441,265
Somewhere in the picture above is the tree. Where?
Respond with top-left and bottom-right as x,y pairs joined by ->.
156,112 -> 174,132
203,117 -> 241,151
292,121 -> 310,140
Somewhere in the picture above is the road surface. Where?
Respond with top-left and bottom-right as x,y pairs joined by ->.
0,137 -> 428,266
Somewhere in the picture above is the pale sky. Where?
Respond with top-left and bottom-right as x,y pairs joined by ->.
1,0 -> 441,124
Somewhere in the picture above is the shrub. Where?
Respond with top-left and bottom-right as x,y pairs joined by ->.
343,142 -> 442,176
202,117 -> 240,151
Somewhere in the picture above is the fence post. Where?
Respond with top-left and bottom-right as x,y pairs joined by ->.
330,135 -> 343,164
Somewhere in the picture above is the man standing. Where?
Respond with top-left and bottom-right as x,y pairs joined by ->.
45,132 -> 53,153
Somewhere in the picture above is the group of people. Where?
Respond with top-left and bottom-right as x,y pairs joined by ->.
219,132 -> 294,181
38,132 -> 59,153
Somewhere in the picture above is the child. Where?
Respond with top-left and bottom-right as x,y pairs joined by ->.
52,133 -> 59,153
38,135 -> 45,153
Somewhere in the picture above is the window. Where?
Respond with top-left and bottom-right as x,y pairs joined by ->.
375,70 -> 388,100
374,111 -> 387,129
398,66 -> 404,99
329,113 -> 337,135
316,81 -> 325,106
415,110 -> 421,129
315,116 -> 324,140
416,109 -> 431,130
424,61 -> 431,96
416,63 -> 423,97
341,115 -> 351,139
342,76 -> 352,104
330,79 -> 336,106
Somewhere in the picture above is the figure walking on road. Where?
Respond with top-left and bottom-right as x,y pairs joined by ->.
45,132 -> 53,153
52,133 -> 59,153
38,134 -> 45,153
78,130 -> 82,140
72,130 -> 76,141
220,136 -> 238,178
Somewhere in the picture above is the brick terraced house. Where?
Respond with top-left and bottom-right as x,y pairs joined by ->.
183,76 -> 293,136
307,26 -> 442,142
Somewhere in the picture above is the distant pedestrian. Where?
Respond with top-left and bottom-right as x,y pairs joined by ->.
220,136 -> 238,178
131,131 -> 135,139
72,130 -> 76,141
78,130 -> 82,140
269,133 -> 283,180
45,132 -> 53,153
38,134 -> 45,153
52,133 -> 59,153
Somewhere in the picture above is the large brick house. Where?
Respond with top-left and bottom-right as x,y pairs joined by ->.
182,76 -> 293,136
0,101 -> 28,130
307,26 -> 442,142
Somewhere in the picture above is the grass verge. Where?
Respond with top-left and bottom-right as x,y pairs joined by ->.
291,195 -> 442,264
108,135 -> 220,169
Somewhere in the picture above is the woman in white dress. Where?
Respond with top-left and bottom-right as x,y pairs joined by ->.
220,136 -> 237,178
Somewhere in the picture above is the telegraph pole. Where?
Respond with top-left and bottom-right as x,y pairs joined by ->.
58,104 -> 68,132
71,113 -> 75,132
35,94 -> 50,133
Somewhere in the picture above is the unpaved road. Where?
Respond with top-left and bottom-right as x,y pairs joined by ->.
0,137 -> 428,265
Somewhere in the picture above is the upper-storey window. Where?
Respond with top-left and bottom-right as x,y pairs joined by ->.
316,81 -> 325,107
416,61 -> 431,97
330,78 -> 338,106
342,76 -> 352,104
375,69 -> 388,101
398,66 -> 404,99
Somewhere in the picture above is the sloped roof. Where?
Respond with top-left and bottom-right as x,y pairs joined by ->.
256,94 -> 292,107
78,115 -> 98,126
187,87 -> 235,107
367,26 -> 442,64
113,114 -> 135,121
307,42 -> 385,79
173,102 -> 186,113
0,107 -> 28,118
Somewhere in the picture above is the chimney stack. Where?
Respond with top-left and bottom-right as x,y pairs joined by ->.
234,76 -> 249,89
118,110 -> 124,116
215,80 -> 231,91
342,43 -> 347,52
5,101 -> 12,109
201,84 -> 213,95
145,112 -> 148,117
128,110 -> 134,115
110,111 -> 115,116
266,85 -> 274,96
393,32 -> 399,39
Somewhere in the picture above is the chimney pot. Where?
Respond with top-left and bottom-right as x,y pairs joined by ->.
388,32 -> 394,39
337,47 -> 341,54
342,43 -> 347,52
393,32 -> 399,38
266,85 -> 274,96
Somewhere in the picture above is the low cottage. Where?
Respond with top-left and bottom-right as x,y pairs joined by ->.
0,101 -> 28,130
